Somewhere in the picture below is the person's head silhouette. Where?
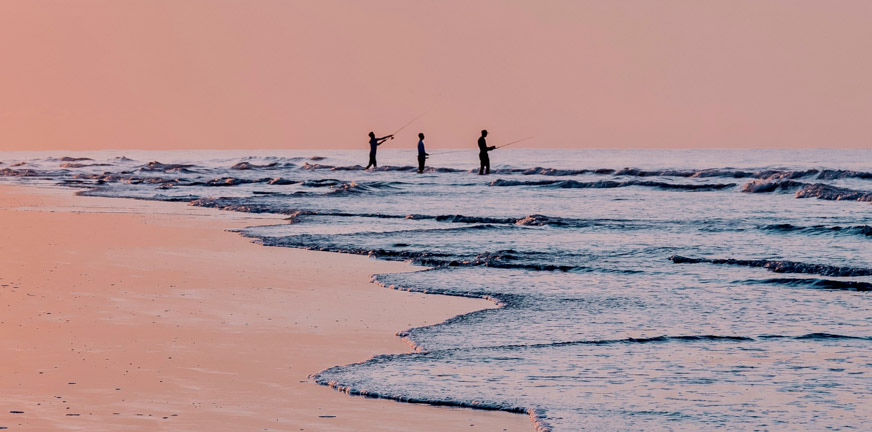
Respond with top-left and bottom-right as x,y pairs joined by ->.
481,130 -> 488,137
368,132 -> 375,138
418,133 -> 425,139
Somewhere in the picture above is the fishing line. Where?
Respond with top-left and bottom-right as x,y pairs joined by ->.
428,136 -> 533,155
494,136 -> 534,149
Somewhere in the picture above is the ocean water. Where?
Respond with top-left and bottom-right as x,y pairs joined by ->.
2,148 -> 871,431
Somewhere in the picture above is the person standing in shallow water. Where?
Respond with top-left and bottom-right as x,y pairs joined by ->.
477,129 -> 496,175
416,133 -> 429,173
365,131 -> 393,170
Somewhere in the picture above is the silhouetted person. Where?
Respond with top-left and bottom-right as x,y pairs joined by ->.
366,131 -> 393,169
417,132 -> 429,173
477,129 -> 495,175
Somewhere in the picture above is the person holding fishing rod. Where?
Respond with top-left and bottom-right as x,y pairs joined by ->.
417,132 -> 429,173
365,112 -> 427,170
477,129 -> 496,175
365,131 -> 393,170
475,134 -> 533,174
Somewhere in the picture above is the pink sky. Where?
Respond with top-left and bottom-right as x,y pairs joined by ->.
1,0 -> 870,150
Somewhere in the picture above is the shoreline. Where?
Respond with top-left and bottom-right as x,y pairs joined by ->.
0,184 -> 531,431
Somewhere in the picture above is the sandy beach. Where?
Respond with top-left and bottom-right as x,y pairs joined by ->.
0,184 -> 531,431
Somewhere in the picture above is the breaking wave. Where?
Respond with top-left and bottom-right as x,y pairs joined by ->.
795,183 -> 872,202
59,162 -> 112,168
669,255 -> 872,277
741,181 -> 872,201
740,179 -> 806,193
489,179 -> 736,191
230,161 -> 280,170
745,278 -> 872,291
761,223 -> 872,237
138,161 -> 198,173
484,167 -> 872,181
0,168 -> 40,177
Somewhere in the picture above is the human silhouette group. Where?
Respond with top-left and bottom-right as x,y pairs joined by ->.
365,129 -> 495,175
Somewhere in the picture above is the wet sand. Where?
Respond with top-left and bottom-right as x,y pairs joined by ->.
0,185 -> 531,431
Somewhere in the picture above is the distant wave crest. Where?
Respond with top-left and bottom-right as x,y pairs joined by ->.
745,278 -> 872,291
669,255 -> 872,277
490,178 -> 736,191
761,223 -> 872,237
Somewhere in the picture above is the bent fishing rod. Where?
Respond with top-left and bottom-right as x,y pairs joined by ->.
388,111 -> 428,138
494,136 -> 533,149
